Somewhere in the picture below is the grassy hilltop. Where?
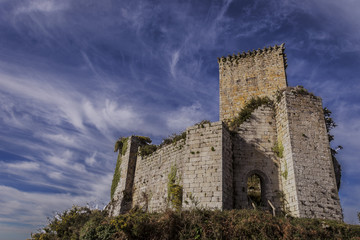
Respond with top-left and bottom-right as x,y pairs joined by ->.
30,207 -> 360,240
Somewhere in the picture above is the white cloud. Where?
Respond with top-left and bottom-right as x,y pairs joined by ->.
45,150 -> 87,173
5,161 -> 40,171
0,69 -> 143,137
47,171 -> 64,180
14,0 -> 68,14
40,133 -> 76,146
170,50 -> 180,78
0,185 -> 90,225
166,102 -> 208,133
85,152 -> 97,166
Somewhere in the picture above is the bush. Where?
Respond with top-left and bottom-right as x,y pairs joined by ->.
139,144 -> 158,157
31,207 -> 360,240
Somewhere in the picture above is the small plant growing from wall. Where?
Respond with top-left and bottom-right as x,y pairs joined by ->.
167,165 -> 183,211
281,161 -> 288,180
160,132 -> 187,147
276,190 -> 291,216
184,192 -> 199,208
272,141 -> 284,158
196,120 -> 211,128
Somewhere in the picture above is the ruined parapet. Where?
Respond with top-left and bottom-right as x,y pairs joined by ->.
113,121 -> 233,213
132,138 -> 187,212
183,121 -> 233,210
107,136 -> 140,216
219,44 -> 288,123
275,87 -> 343,220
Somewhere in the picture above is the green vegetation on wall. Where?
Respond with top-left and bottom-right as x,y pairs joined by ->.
139,144 -> 158,157
196,120 -> 211,128
272,141 -> 284,158
272,141 -> 287,179
167,165 -> 183,211
281,161 -> 288,180
230,96 -> 273,130
161,131 -> 187,147
276,86 -> 315,103
111,137 -> 128,199
138,132 -> 186,158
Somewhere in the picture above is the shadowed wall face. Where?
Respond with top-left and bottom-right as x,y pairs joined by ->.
219,46 -> 287,123
275,89 -> 343,220
232,105 -> 281,211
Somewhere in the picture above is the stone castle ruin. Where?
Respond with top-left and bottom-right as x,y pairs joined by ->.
107,44 -> 343,220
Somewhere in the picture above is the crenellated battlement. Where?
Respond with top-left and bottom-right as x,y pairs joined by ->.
217,43 -> 287,68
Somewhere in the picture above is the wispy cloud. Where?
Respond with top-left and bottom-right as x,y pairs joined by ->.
166,102 -> 209,133
14,0 -> 68,14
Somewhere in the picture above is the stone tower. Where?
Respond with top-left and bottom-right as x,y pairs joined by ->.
219,44 -> 287,122
218,44 -> 342,220
107,44 -> 343,221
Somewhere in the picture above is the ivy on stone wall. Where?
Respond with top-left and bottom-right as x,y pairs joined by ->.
111,153 -> 122,200
167,165 -> 183,211
230,97 -> 273,130
272,141 -> 284,158
111,137 -> 128,199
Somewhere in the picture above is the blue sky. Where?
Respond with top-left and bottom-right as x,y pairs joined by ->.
0,0 -> 359,239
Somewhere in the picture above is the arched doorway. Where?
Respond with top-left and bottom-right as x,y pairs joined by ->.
247,173 -> 264,207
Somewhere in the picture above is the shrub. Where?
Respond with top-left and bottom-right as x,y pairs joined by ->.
139,144 -> 158,157
31,208 -> 360,240
161,132 -> 187,147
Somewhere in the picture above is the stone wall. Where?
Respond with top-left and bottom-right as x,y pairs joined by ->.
110,121 -> 233,213
275,91 -> 300,216
182,121 -> 227,209
275,87 -> 343,220
232,105 -> 282,212
219,45 -> 287,122
132,139 -> 187,211
222,125 -> 233,209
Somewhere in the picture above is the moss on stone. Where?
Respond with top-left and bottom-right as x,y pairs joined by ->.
111,153 -> 122,199
167,165 -> 183,211
111,137 -> 129,199
272,141 -> 284,158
